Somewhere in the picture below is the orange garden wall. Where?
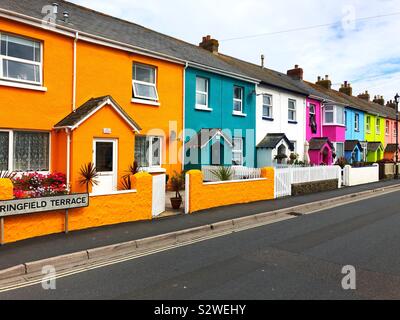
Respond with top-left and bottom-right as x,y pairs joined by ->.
0,173 -> 152,244
186,168 -> 275,214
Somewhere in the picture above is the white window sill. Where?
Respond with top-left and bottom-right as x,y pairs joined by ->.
0,80 -> 47,92
232,111 -> 247,117
323,123 -> 345,127
195,106 -> 213,112
131,98 -> 160,106
141,167 -> 166,173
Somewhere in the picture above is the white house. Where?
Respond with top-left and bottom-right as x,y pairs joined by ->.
219,54 -> 308,167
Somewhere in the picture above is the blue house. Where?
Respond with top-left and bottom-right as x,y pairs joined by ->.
345,107 -> 365,162
184,66 -> 257,170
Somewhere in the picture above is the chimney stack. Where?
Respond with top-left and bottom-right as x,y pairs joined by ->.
339,81 -> 353,96
316,75 -> 332,90
386,100 -> 396,109
287,64 -> 303,80
357,91 -> 370,101
373,95 -> 385,106
199,35 -> 219,54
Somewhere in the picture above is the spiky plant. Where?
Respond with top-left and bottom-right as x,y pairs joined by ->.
0,170 -> 17,179
121,161 -> 141,190
210,166 -> 233,181
79,162 -> 99,192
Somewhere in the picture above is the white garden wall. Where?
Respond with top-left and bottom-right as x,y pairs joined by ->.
343,164 -> 379,187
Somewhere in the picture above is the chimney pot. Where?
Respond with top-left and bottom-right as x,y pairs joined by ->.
199,35 -> 219,54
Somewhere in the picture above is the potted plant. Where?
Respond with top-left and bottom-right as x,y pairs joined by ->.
170,171 -> 185,209
79,162 -> 99,192
274,153 -> 288,164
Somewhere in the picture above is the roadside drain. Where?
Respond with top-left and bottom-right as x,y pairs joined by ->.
286,212 -> 304,217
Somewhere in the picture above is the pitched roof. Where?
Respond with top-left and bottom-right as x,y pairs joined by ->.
308,138 -> 334,151
54,95 -> 141,131
345,140 -> 363,152
257,133 -> 294,150
302,81 -> 397,120
385,144 -> 399,153
186,129 -> 233,149
217,54 -> 308,95
0,0 -> 256,81
367,142 -> 383,152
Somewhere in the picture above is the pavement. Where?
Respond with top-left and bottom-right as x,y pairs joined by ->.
0,179 -> 399,271
2,186 -> 400,299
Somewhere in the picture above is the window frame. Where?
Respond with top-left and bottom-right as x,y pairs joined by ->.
232,137 -> 244,166
288,99 -> 297,122
0,129 -> 50,173
134,135 -> 163,169
323,105 -> 345,126
376,118 -> 381,135
386,120 -> 390,136
355,113 -> 360,132
366,116 -> 371,133
132,63 -> 159,102
0,32 -> 43,86
233,86 -> 244,114
262,94 -> 273,119
195,76 -> 209,110
335,142 -> 345,158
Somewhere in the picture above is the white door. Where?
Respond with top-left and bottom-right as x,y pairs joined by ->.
152,174 -> 166,217
92,139 -> 118,194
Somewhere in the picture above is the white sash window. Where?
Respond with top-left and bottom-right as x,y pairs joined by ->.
0,33 -> 42,85
132,64 -> 159,101
232,137 -> 244,166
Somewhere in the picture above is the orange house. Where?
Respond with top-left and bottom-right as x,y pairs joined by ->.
0,4 -> 186,194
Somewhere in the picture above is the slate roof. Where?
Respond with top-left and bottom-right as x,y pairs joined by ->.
308,138 -> 334,151
186,129 -> 233,149
54,95 -> 141,130
385,144 -> 399,153
218,54 -> 309,96
257,133 -> 294,150
345,140 -> 363,152
367,142 -> 383,152
0,0 -> 256,81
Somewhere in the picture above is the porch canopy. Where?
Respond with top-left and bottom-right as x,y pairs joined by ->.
53,95 -> 142,193
256,133 -> 294,151
367,142 -> 384,153
308,137 -> 334,165
186,129 -> 233,149
385,144 -> 400,153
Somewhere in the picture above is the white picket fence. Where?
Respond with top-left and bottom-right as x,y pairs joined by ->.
275,165 -> 342,198
201,166 -> 262,182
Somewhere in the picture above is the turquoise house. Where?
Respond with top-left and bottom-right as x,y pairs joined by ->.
184,67 -> 257,170
344,107 -> 365,162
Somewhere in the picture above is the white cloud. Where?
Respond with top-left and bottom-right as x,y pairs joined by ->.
70,0 -> 400,101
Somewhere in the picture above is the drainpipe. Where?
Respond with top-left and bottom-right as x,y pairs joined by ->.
72,32 -> 79,111
182,61 -> 188,171
66,128 -> 71,192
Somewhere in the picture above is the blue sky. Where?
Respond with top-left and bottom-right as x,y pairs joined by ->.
70,0 -> 400,102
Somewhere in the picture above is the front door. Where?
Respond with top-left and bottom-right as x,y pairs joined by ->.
92,139 -> 117,194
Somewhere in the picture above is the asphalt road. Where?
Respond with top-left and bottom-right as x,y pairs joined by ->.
2,190 -> 400,300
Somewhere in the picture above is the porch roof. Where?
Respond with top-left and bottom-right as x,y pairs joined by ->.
345,140 -> 363,152
385,144 -> 400,153
367,142 -> 384,152
186,129 -> 233,149
54,95 -> 141,132
257,133 -> 294,151
308,138 -> 334,151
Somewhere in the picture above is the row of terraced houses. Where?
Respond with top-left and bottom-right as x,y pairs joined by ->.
1,0 -> 399,196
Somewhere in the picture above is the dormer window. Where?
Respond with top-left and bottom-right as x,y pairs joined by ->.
0,33 -> 42,85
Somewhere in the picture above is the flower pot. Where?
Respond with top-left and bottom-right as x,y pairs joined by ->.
170,197 -> 182,210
